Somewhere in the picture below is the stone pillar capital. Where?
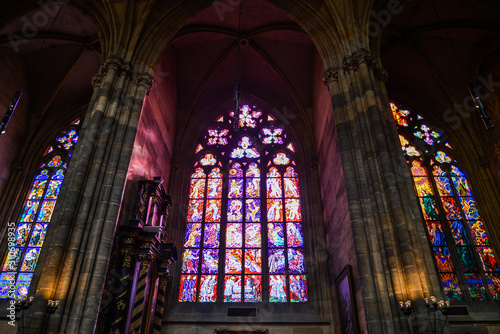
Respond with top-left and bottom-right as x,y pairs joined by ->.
322,68 -> 339,88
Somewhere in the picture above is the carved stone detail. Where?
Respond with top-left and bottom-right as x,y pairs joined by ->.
91,74 -> 103,89
343,48 -> 376,72
375,67 -> 389,82
322,68 -> 339,87
137,74 -> 154,90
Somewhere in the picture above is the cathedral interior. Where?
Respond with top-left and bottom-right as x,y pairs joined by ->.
0,0 -> 499,333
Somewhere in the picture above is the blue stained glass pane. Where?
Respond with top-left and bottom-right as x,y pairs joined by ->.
20,248 -> 41,272
459,197 -> 480,220
14,273 -> 33,299
29,223 -> 48,247
290,275 -> 308,302
21,201 -> 40,222
28,180 -> 47,199
45,180 -> 62,199
181,249 -> 199,274
36,200 -> 56,222
448,220 -> 469,245
179,275 -> 197,302
452,176 -> 472,197
268,249 -> 286,274
184,223 -> 201,248
201,249 -> 219,274
440,273 -> 462,301
52,169 -> 65,180
288,248 -> 305,274
465,272 -> 487,301
35,170 -> 49,180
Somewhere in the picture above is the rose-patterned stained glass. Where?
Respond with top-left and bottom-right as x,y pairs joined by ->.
56,128 -> 79,150
179,275 -> 198,302
393,101 -> 498,302
47,155 -> 63,167
180,105 -> 306,303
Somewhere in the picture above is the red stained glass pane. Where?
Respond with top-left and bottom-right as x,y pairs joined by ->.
448,220 -> 469,245
245,199 -> 261,222
267,167 -> 281,178
229,163 -> 244,177
226,223 -> 242,248
290,275 -> 308,302
225,249 -> 242,274
14,223 -> 32,247
199,275 -> 217,302
47,156 -> 63,167
268,223 -> 285,248
207,179 -> 222,198
201,250 -> 219,274
227,200 -> 243,222
28,180 -> 47,200
440,273 -> 462,301
266,177 -> 282,198
21,201 -> 40,222
245,223 -> 261,248
28,223 -> 48,247
410,160 -> 427,176
184,223 -> 201,248
179,275 -> 197,302
205,200 -> 221,222
284,167 -> 298,177
181,249 -> 199,274
285,199 -> 301,221
228,179 -> 243,199
191,167 -> 206,179
36,200 -> 56,222
287,223 -> 304,247
442,197 -> 462,220
267,199 -> 283,222
246,178 -> 260,198
245,249 -> 262,274
284,178 -> 300,198
20,248 -> 40,272
269,275 -> 287,302
209,167 -> 223,178
224,275 -> 242,302
244,275 -> 262,302
187,200 -> 203,222
189,179 -> 206,199
203,223 -> 220,248
477,246 -> 499,272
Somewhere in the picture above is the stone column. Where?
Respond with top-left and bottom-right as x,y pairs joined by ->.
26,56 -> 154,334
323,48 -> 446,333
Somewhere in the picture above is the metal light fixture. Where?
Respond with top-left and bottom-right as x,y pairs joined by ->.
47,299 -> 59,314
467,81 -> 495,130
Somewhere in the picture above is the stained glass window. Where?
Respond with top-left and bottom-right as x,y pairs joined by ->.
392,102 -> 500,302
179,104 -> 307,303
0,119 -> 81,299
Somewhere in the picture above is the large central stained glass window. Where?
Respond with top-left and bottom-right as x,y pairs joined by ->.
179,104 -> 307,303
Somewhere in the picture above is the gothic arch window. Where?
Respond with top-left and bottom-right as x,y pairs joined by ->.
0,119 -> 81,299
391,102 -> 500,302
179,104 -> 307,303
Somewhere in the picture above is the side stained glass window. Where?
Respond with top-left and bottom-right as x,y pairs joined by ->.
391,102 -> 500,302
179,104 -> 307,303
0,119 -> 81,299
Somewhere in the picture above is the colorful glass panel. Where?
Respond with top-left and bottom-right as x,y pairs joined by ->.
225,249 -> 242,274
268,249 -> 286,274
224,275 -> 242,302
187,200 -> 203,222
477,246 -> 499,272
244,249 -> 262,274
440,273 -> 462,301
246,178 -> 260,198
14,273 -> 33,299
201,250 -> 219,274
287,223 -> 304,247
205,200 -> 221,222
245,223 -> 261,248
230,137 -> 260,159
199,275 -> 217,302
28,180 -> 47,199
200,153 -> 217,166
207,179 -> 222,198
459,197 -> 480,220
181,249 -> 200,274
268,223 -> 285,248
284,178 -> 300,198
203,223 -> 220,248
191,168 -> 206,179
14,223 -> 31,247
21,201 -> 40,222
20,248 -> 40,272
267,177 -> 282,198
227,200 -> 243,222
290,275 -> 308,302
262,128 -> 283,144
244,275 -> 262,302
228,179 -> 244,198
288,249 -> 305,274
237,105 -> 262,128
0,273 -> 15,298
179,275 -> 197,302
270,275 -> 287,302
28,223 -> 48,247
485,273 -> 500,301
36,200 -> 56,222
44,180 -> 62,199
2,248 -> 23,272
245,199 -> 261,222
285,199 -> 302,221
267,199 -> 283,222
47,156 -> 63,167
465,272 -> 487,301
467,221 -> 489,245
273,152 -> 290,165
189,179 -> 206,199
184,223 -> 202,248
226,224 -> 242,248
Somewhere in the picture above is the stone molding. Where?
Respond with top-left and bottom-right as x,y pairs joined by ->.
322,67 -> 339,87
343,48 -> 376,72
